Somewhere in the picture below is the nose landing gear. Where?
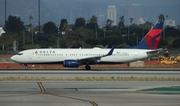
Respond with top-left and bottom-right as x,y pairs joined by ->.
20,63 -> 28,70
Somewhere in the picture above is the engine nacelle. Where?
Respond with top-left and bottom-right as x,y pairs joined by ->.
63,60 -> 79,67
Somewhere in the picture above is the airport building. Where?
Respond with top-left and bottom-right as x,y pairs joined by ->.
165,19 -> 176,27
0,27 -> 5,36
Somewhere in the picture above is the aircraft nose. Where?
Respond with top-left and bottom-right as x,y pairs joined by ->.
10,55 -> 17,61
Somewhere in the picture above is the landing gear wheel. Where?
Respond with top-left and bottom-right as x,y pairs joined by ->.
22,64 -> 28,70
85,65 -> 91,70
25,66 -> 28,70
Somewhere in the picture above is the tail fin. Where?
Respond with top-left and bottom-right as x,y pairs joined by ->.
130,20 -> 164,50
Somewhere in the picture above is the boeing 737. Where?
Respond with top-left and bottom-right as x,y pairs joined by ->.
11,20 -> 164,70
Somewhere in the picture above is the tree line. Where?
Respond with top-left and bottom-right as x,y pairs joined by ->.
1,14 -> 180,51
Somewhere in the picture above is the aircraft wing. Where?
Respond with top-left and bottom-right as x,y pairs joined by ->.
78,45 -> 115,64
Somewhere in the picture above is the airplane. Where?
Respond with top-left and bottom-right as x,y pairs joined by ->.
10,20 -> 164,70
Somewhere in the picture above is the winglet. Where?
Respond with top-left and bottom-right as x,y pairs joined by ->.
104,45 -> 109,49
107,45 -> 116,55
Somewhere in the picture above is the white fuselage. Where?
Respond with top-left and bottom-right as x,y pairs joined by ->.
11,48 -> 157,64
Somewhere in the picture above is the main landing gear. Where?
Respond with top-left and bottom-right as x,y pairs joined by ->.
85,64 -> 91,70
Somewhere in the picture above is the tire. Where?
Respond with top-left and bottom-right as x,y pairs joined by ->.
85,65 -> 91,70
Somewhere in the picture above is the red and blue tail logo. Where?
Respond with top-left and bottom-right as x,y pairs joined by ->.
130,21 -> 164,50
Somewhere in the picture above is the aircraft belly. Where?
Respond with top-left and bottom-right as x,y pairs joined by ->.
28,55 -> 64,63
101,54 -> 145,63
101,56 -> 128,63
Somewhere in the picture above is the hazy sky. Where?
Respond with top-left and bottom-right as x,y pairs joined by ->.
0,0 -> 180,25
43,0 -> 180,5
42,0 -> 180,24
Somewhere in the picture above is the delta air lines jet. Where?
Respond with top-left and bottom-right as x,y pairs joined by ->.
11,20 -> 164,70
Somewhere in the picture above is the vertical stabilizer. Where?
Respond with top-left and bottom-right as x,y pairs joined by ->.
130,20 -> 164,50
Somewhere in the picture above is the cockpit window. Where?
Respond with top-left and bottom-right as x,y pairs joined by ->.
17,53 -> 23,55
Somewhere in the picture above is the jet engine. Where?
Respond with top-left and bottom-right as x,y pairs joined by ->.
63,60 -> 79,67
